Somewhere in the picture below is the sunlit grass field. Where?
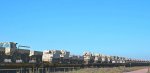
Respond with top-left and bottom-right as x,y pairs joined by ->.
67,67 -> 146,73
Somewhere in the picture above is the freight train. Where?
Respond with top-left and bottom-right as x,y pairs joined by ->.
0,42 -> 149,67
0,42 -> 42,63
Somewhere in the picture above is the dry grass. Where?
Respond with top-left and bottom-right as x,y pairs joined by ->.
66,67 -> 146,73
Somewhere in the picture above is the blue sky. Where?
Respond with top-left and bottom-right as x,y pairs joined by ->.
0,0 -> 150,60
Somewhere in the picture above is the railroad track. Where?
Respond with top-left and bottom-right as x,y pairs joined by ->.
0,62 -> 149,69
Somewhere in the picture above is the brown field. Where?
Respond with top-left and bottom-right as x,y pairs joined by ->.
66,67 -> 147,73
